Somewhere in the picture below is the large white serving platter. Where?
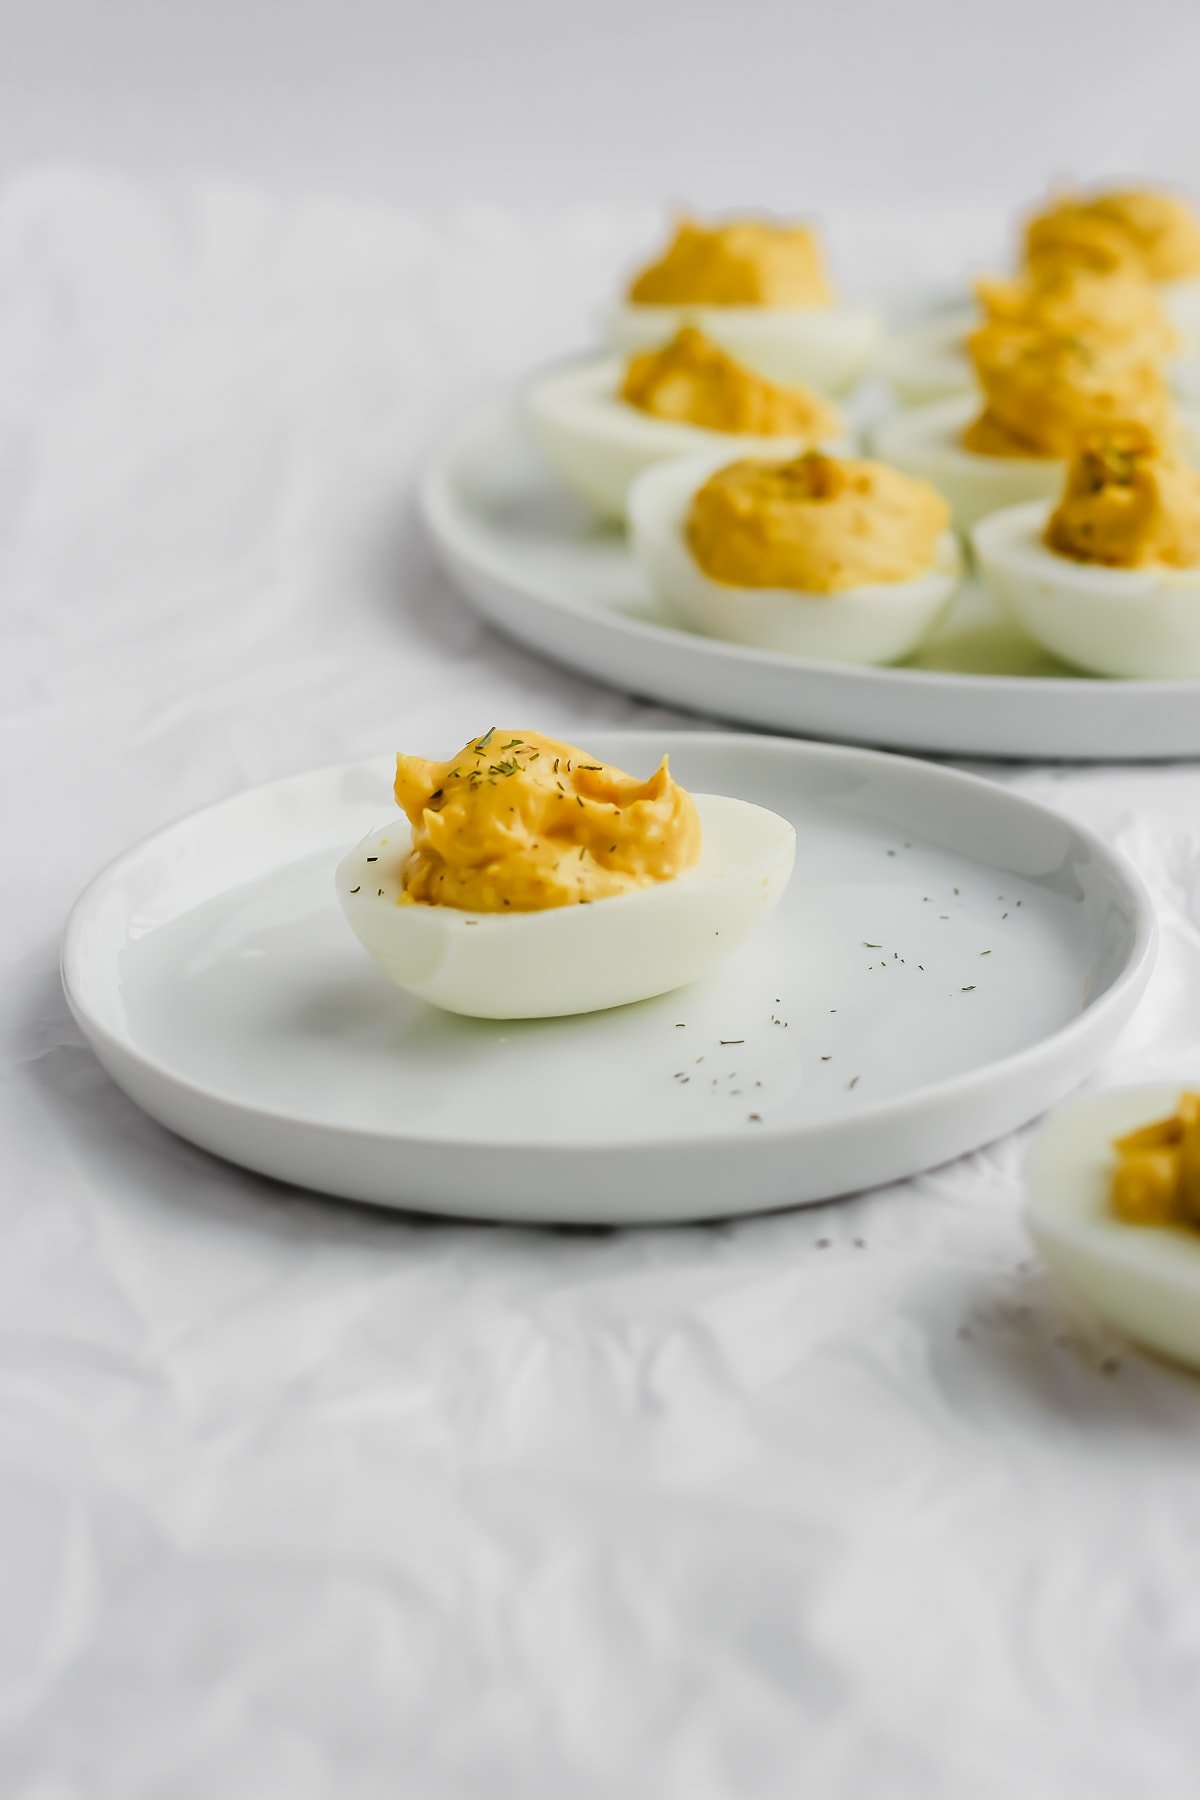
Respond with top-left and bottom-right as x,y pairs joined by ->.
421,396 -> 1200,761
61,733 -> 1154,1224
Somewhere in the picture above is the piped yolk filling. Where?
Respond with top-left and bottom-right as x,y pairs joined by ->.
627,217 -> 832,308
1045,428 -> 1200,568
685,451 -> 948,592
961,325 -> 1175,460
393,730 -> 701,912
620,327 -> 840,439
1112,1093 -> 1200,1230
1026,188 -> 1200,285
974,263 -> 1176,360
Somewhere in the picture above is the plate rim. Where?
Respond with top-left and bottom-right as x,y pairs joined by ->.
61,730 -> 1159,1162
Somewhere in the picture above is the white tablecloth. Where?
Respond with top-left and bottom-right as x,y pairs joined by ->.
6,172 -> 1200,1800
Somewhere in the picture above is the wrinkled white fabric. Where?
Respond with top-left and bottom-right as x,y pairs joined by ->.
5,172 -> 1200,1800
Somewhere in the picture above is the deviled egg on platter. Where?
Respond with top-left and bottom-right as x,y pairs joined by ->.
629,447 -> 962,665
1022,183 -> 1200,348
605,214 -> 880,394
528,327 -> 847,521
874,321 -> 1190,532
973,427 -> 1200,677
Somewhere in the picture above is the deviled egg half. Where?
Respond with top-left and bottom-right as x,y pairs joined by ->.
1026,1086 -> 1200,1371
606,216 -> 880,394
874,322 -> 1185,531
878,306 -> 976,408
973,428 -> 1200,677
629,448 -> 961,665
1023,184 -> 1200,349
337,729 -> 795,1020
880,256 -> 1178,411
528,327 -> 845,522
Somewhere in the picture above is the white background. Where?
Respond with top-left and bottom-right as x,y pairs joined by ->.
7,9 -> 1200,1798
6,0 -> 1200,218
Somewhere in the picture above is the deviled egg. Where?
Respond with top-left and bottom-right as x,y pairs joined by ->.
606,216 -> 880,394
528,327 -> 844,521
1024,184 -> 1200,345
873,323 -> 1181,530
880,255 -> 1177,411
629,449 -> 960,665
973,428 -> 1200,677
337,729 -> 795,1020
878,306 -> 975,408
1026,1086 -> 1200,1371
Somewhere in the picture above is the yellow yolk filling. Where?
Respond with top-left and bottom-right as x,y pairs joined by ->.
393,730 -> 701,912
1045,427 -> 1200,568
620,327 -> 840,438
627,217 -> 832,308
1111,1093 -> 1200,1229
961,325 -> 1175,459
974,263 -> 1177,359
1026,188 -> 1200,285
685,451 -> 948,592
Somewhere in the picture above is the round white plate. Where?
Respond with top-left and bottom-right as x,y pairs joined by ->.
421,396 -> 1200,761
62,733 -> 1154,1224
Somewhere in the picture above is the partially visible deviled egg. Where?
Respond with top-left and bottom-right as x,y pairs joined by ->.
973,427 -> 1200,677
337,729 -> 795,1020
606,216 -> 880,394
882,229 -> 1182,411
1024,184 -> 1200,345
1026,1086 -> 1200,1372
878,306 -> 976,408
874,323 -> 1183,530
629,449 -> 960,665
528,327 -> 845,522
881,253 -> 1178,410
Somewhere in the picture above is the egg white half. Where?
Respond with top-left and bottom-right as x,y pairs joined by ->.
870,395 -> 1066,531
877,307 -> 975,407
973,499 -> 1200,678
627,454 -> 961,665
336,792 -> 796,1020
527,357 -> 848,523
605,301 -> 880,394
1026,1085 -> 1200,1371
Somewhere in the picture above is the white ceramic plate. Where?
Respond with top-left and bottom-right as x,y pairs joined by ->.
420,396 -> 1200,761
62,733 -> 1154,1224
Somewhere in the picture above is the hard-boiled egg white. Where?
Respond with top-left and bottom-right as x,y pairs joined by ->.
877,306 -> 975,407
336,794 -> 795,1020
527,356 -> 848,523
972,500 -> 1200,677
605,301 -> 880,395
1026,1086 -> 1200,1371
870,395 -> 1067,531
628,454 -> 962,665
